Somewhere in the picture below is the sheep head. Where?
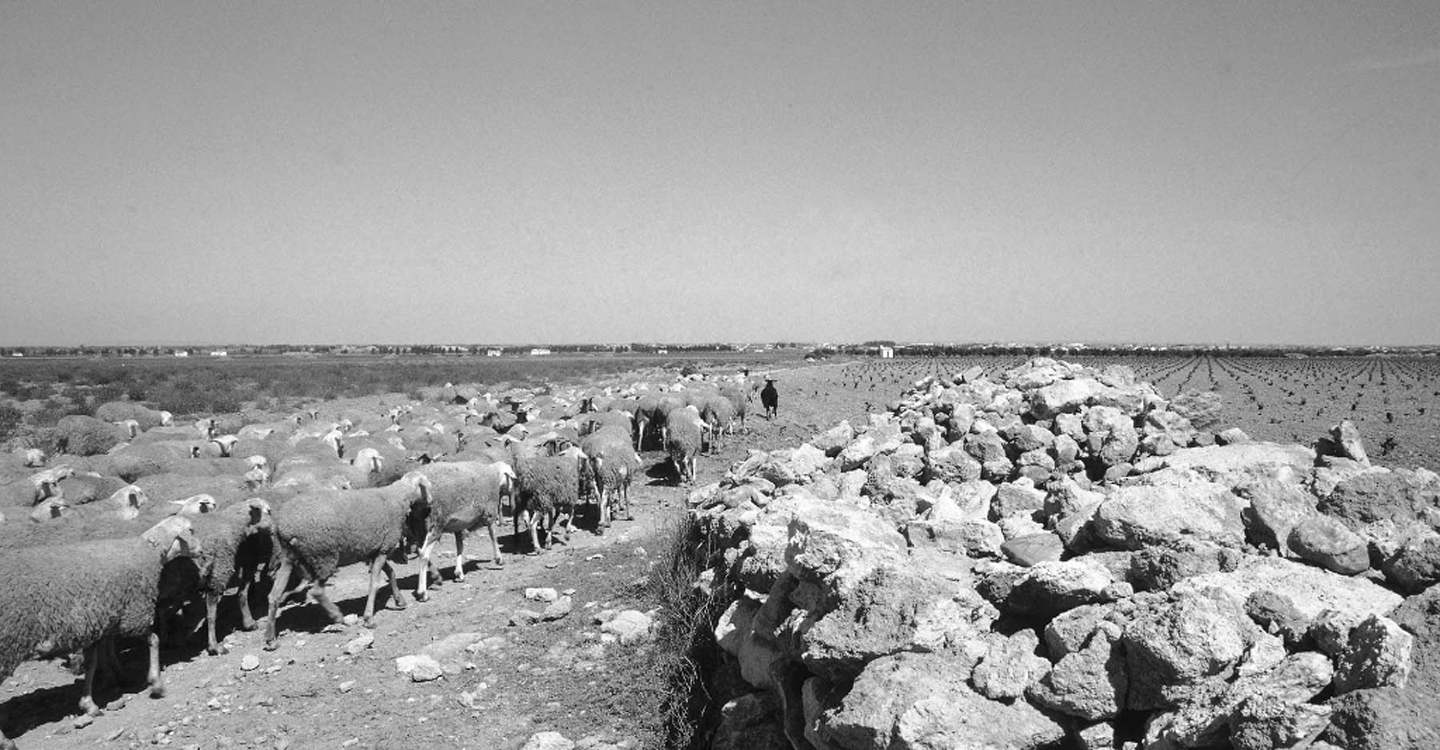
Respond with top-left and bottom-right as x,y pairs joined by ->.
143,515 -> 200,562
159,410 -> 174,426
29,498 -> 70,522
211,435 -> 239,457
243,497 -> 273,533
171,494 -> 217,515
21,447 -> 46,467
352,447 -> 383,474
110,485 -> 148,521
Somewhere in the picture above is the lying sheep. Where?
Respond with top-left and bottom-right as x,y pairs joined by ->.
665,406 -> 704,485
0,465 -> 73,507
409,460 -> 517,600
512,448 -> 587,553
579,426 -> 642,530
55,473 -> 131,506
129,425 -> 210,446
0,515 -> 200,742
94,402 -> 172,429
87,442 -> 202,482
257,472 -> 433,650
52,415 -> 128,456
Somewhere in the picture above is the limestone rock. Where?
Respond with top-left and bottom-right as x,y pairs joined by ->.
1334,615 -> 1414,694
1123,591 -> 1253,710
1171,555 -> 1403,623
818,652 -> 1065,750
1004,559 -> 1113,620
1289,514 -> 1370,575
1001,532 -> 1064,567
1237,477 -> 1317,557
1090,471 -> 1245,550
970,629 -> 1049,701
1382,524 -> 1440,594
395,654 -> 444,682
1028,623 -> 1128,720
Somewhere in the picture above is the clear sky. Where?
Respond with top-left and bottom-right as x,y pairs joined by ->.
2,2 -> 1437,346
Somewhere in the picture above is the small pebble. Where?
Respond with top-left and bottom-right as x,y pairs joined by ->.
240,654 -> 260,672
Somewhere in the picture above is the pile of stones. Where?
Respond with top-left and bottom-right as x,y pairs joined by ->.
688,358 -> 1440,750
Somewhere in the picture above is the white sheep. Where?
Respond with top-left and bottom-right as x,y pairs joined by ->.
257,472 -> 434,650
0,516 -> 200,740
409,460 -> 517,600
579,426 -> 642,530
664,405 -> 704,485
512,447 -> 588,553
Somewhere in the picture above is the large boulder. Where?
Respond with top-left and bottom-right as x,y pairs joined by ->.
816,651 -> 1066,750
1143,652 -> 1333,749
1155,442 -> 1315,487
1289,514 -> 1370,575
1319,469 -> 1439,528
1237,477 -> 1318,557
1123,590 -> 1256,710
1028,621 -> 1128,720
1170,556 -> 1403,624
971,629 -> 1050,701
1090,470 -> 1245,550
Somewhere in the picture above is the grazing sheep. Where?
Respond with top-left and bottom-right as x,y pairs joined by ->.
94,402 -> 172,429
664,406 -> 704,485
52,415 -> 128,456
0,515 -> 200,742
28,497 -> 71,522
258,472 -> 434,649
409,460 -> 517,600
633,392 -> 685,451
695,393 -> 737,452
512,448 -> 587,553
576,410 -> 633,438
719,383 -> 749,420
579,427 -> 642,529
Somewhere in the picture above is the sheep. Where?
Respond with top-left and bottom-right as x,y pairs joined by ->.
512,448 -> 587,553
52,415 -> 128,456
28,497 -> 71,522
409,460 -> 517,600
634,393 -> 685,450
761,378 -> 779,419
129,425 -> 210,446
170,494 -> 218,515
579,426 -> 642,529
0,465 -> 74,507
157,499 -> 273,656
94,401 -> 172,430
86,442 -> 202,482
0,515 -> 200,740
664,405 -> 704,485
55,472 -> 132,506
133,473 -> 257,508
695,393 -> 737,452
719,383 -> 750,424
257,472 -> 434,650
576,409 -> 633,438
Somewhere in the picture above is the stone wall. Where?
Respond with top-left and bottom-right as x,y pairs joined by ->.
688,358 -> 1440,750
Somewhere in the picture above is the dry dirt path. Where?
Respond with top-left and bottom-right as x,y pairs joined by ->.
0,370 -> 862,750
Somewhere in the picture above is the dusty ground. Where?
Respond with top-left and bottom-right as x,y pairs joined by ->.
0,363 -> 876,750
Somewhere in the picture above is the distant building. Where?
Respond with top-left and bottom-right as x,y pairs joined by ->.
486,348 -> 503,357
656,349 -> 669,355
209,350 -> 228,357
173,350 -> 189,357
529,348 -> 552,356
879,346 -> 894,359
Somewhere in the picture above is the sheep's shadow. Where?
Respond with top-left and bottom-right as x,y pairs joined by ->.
643,458 -> 681,487
0,639 -> 181,739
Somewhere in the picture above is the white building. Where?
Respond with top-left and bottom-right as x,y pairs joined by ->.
879,346 -> 894,359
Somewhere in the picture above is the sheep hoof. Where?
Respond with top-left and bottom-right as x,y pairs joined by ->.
207,644 -> 227,656
363,616 -> 376,628
392,597 -> 408,610
414,590 -> 429,602
148,684 -> 165,699
238,621 -> 257,632
263,640 -> 279,652
79,698 -> 102,717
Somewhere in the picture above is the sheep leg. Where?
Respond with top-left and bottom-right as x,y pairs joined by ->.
523,509 -> 542,554
452,530 -> 467,580
309,579 -> 344,624
361,556 -> 385,627
485,522 -> 504,568
205,592 -> 227,655
236,573 -> 257,631
79,642 -> 103,717
383,557 -> 407,612
415,530 -> 442,602
264,556 -> 295,650
146,629 -> 166,698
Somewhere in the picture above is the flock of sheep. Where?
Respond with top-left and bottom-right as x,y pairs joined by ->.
0,371 -> 757,749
